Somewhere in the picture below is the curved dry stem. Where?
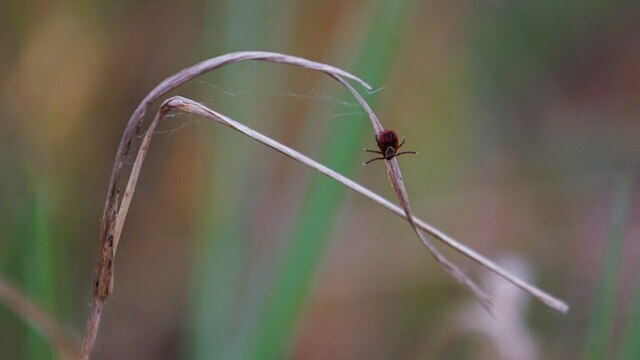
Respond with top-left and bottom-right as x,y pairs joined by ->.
0,276 -> 80,359
85,93 -> 568,357
83,52 -> 568,359
164,96 -> 567,313
83,52 -> 373,360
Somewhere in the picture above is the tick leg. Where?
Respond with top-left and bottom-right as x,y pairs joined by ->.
364,149 -> 383,154
364,156 -> 385,165
398,137 -> 406,149
394,151 -> 417,158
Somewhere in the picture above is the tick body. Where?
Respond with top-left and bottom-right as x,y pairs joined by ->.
364,129 -> 417,165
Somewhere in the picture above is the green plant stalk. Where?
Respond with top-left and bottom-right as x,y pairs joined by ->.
250,1 -> 414,358
620,248 -> 640,360
585,175 -> 632,360
616,176 -> 637,360
23,177 -> 56,360
190,1 -> 272,359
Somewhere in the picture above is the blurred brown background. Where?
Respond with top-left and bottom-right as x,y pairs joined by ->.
1,1 -> 639,359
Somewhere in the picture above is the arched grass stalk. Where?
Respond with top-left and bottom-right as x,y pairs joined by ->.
157,96 -> 567,315
81,51 -> 373,359
81,51 -> 568,359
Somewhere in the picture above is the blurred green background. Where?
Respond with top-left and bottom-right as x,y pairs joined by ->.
1,1 -> 639,359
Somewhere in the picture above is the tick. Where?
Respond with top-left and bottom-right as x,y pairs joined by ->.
364,129 -> 417,165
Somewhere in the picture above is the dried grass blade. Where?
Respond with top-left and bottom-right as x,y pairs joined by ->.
83,52 -> 375,359
385,158 -> 492,311
164,96 -> 567,313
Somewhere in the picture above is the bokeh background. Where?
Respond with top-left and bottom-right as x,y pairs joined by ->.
1,1 -> 639,359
